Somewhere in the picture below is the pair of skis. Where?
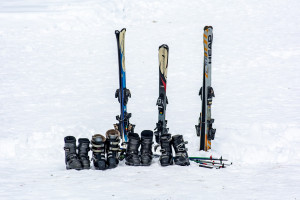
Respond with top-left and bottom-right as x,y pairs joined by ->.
195,26 -> 216,151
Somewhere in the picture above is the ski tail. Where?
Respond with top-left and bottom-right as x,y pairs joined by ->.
114,28 -> 134,145
155,44 -> 169,143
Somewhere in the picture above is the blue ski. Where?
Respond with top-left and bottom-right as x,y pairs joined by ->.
114,28 -> 135,145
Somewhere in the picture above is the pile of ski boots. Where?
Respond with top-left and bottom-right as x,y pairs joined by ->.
64,130 -> 190,170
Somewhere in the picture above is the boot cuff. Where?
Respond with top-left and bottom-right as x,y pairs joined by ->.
128,132 -> 140,140
78,138 -> 90,144
106,129 -> 120,139
141,130 -> 153,138
64,136 -> 76,143
92,134 -> 106,143
172,134 -> 183,140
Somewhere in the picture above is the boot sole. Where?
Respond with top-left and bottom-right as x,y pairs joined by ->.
140,163 -> 152,166
125,162 -> 141,166
160,161 -> 173,167
66,166 -> 83,170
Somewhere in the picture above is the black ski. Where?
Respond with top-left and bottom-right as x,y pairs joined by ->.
154,44 -> 169,143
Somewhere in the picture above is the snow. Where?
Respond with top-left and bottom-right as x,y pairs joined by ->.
0,0 -> 300,199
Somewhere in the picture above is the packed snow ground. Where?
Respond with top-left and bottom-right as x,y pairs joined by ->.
0,0 -> 299,199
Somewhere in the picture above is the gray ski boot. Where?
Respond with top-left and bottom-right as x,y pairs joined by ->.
140,130 -> 154,166
125,133 -> 141,166
78,138 -> 91,169
159,134 -> 173,166
172,135 -> 190,166
64,136 -> 82,170
106,129 -> 120,169
91,134 -> 106,170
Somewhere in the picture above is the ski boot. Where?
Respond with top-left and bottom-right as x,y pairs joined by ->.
140,130 -> 154,166
91,134 -> 106,170
125,133 -> 141,166
106,129 -> 120,169
78,138 -> 91,169
159,134 -> 173,166
172,135 -> 190,166
64,136 -> 82,170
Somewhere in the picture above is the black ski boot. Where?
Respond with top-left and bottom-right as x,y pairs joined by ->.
159,134 -> 173,166
125,133 -> 141,166
78,138 -> 91,169
91,134 -> 106,170
64,136 -> 82,170
106,129 -> 120,169
140,130 -> 154,166
172,135 -> 190,166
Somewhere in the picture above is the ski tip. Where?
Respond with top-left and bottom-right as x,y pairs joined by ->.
204,26 -> 213,30
158,44 -> 169,50
115,28 -> 126,35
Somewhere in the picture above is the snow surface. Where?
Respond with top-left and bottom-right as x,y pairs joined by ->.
0,0 -> 300,199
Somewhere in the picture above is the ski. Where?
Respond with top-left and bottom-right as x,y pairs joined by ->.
195,26 -> 216,151
154,44 -> 169,143
114,28 -> 135,146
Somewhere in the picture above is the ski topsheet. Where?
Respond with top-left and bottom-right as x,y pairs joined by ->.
154,44 -> 169,143
195,26 -> 216,151
114,28 -> 134,144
